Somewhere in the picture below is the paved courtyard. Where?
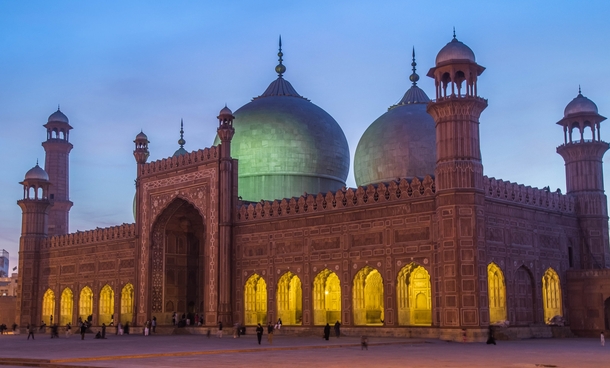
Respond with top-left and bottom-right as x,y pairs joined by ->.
0,332 -> 608,367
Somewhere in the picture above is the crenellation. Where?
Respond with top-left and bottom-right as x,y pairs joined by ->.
42,223 -> 136,249
483,176 -> 575,213
139,146 -> 219,177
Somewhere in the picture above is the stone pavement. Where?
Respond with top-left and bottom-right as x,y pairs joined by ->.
0,332 -> 608,367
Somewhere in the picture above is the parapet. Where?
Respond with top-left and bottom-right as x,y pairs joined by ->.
43,223 -> 136,249
138,146 -> 219,177
483,176 -> 574,213
236,175 -> 436,222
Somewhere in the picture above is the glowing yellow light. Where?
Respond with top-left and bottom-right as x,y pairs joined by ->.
325,290 -> 329,295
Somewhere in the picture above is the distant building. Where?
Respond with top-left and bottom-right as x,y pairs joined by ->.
0,273 -> 18,297
0,250 -> 8,278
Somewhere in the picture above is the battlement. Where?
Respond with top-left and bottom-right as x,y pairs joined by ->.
139,146 -> 219,177
236,175 -> 435,222
43,223 -> 136,249
483,176 -> 575,213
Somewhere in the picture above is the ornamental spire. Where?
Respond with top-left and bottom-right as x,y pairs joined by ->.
453,27 -> 456,39
409,47 -> 419,86
275,35 -> 286,78
178,119 -> 185,148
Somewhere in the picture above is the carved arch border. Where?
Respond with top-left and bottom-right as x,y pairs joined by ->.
138,168 -> 218,316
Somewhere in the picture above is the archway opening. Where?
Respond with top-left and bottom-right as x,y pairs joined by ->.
514,266 -> 535,326
152,198 -> 205,325
542,268 -> 562,323
79,286 -> 93,323
353,266 -> 384,326
60,288 -> 73,326
99,285 -> 114,325
313,269 -> 341,325
120,283 -> 134,324
604,297 -> 610,330
42,289 -> 55,326
244,274 -> 267,325
397,263 -> 431,326
276,272 -> 302,325
488,263 -> 507,324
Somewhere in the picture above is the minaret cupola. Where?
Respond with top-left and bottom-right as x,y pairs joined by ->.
134,131 -> 150,164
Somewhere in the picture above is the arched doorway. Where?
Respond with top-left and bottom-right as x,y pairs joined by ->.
542,268 -> 562,323
244,274 -> 267,325
353,266 -> 384,326
397,263 -> 431,326
151,198 -> 205,324
605,297 -> 610,330
60,288 -> 73,326
79,286 -> 93,323
99,285 -> 114,325
42,289 -> 55,326
313,269 -> 341,325
514,266 -> 535,326
120,283 -> 134,324
276,272 -> 302,325
488,263 -> 507,324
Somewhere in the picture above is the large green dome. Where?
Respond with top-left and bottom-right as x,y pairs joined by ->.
214,76 -> 349,202
354,52 -> 436,187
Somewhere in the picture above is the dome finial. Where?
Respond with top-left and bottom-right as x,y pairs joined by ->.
453,27 -> 456,39
57,104 -> 60,111
409,47 -> 419,86
578,85 -> 582,96
275,35 -> 286,78
178,119 -> 186,148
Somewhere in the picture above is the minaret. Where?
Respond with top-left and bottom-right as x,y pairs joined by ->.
426,33 -> 489,336
16,163 -> 52,327
217,105 -> 235,325
556,89 -> 610,268
42,107 -> 73,236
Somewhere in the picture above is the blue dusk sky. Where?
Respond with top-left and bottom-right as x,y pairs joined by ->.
1,1 -> 609,270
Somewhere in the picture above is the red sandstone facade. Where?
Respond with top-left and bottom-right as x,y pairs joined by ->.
15,38 -> 610,340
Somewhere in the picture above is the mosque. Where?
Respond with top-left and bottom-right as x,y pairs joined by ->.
15,34 -> 610,340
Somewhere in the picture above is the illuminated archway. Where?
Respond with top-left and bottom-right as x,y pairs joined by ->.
397,263 -> 431,326
276,272 -> 302,325
313,269 -> 341,325
60,288 -> 73,326
488,263 -> 507,324
244,274 -> 267,325
42,289 -> 55,325
542,268 -> 562,323
99,285 -> 115,325
120,283 -> 134,324
79,286 -> 93,322
353,266 -> 384,325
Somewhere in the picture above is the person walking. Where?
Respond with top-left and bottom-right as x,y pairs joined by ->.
217,321 -> 223,338
334,321 -> 341,338
65,323 -> 72,338
361,336 -> 368,350
256,323 -> 263,345
323,323 -> 331,341
152,316 -> 157,333
27,324 -> 35,340
172,312 -> 176,326
267,322 -> 274,345
80,322 -> 87,340
486,326 -> 496,345
602,331 -> 605,347
101,323 -> 107,339
276,318 -> 282,330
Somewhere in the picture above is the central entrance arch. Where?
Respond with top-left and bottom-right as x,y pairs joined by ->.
151,198 -> 206,325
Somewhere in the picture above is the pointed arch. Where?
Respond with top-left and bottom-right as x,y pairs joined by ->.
60,288 -> 73,326
120,283 -> 134,324
276,271 -> 302,325
488,263 -> 507,324
542,268 -> 562,323
313,269 -> 341,325
42,289 -> 55,325
79,286 -> 93,322
244,274 -> 267,325
514,266 -> 535,326
98,284 -> 115,325
353,266 -> 384,326
397,263 -> 431,326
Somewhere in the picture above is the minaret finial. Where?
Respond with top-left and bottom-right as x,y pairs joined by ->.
453,27 -> 456,39
275,35 -> 286,78
57,104 -> 60,111
409,47 -> 419,86
178,119 -> 186,148
36,159 -> 39,166
578,85 -> 582,95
